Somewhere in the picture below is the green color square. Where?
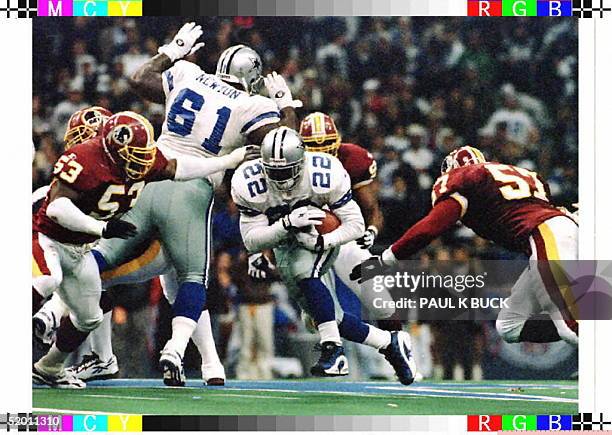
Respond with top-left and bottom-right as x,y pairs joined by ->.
502,415 -> 537,431
503,0 -> 537,16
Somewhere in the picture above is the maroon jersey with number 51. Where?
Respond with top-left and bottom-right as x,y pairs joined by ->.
431,162 -> 566,254
33,136 -> 169,245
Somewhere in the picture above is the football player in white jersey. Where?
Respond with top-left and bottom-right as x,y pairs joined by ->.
84,23 -> 301,386
231,127 -> 416,384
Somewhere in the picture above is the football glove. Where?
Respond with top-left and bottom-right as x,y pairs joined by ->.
281,207 -> 325,231
248,252 -> 276,280
349,255 -> 389,284
243,145 -> 261,162
158,22 -> 205,62
356,225 -> 378,249
264,72 -> 303,110
295,231 -> 325,252
102,219 -> 138,239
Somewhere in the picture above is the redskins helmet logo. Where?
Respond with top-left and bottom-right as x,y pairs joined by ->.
112,125 -> 133,146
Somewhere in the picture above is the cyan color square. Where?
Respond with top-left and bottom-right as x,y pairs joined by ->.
73,0 -> 108,15
73,415 -> 108,432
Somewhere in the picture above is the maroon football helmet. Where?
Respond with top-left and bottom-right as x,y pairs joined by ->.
64,106 -> 113,150
101,111 -> 157,180
299,112 -> 342,156
441,146 -> 487,174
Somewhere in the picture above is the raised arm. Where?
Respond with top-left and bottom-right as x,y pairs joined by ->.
129,22 -> 205,103
246,72 -> 301,145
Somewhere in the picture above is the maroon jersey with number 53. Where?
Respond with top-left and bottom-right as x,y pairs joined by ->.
33,136 -> 169,245
431,162 -> 566,254
337,143 -> 377,189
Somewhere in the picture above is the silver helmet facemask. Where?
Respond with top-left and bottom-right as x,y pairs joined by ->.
261,127 -> 305,191
216,45 -> 264,95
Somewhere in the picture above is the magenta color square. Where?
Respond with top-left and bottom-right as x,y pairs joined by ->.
61,415 -> 74,432
37,0 -> 73,16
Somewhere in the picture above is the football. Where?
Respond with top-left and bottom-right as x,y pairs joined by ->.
315,209 -> 341,235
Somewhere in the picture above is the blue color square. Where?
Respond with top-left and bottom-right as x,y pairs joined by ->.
537,0 -> 572,16
537,415 -> 572,431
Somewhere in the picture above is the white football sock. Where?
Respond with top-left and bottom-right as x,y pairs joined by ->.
363,325 -> 392,350
90,311 -> 113,361
318,320 -> 342,345
165,316 -> 197,358
191,310 -> 224,379
35,344 -> 69,375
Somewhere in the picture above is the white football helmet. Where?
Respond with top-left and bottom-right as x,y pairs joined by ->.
216,45 -> 263,95
260,127 -> 305,191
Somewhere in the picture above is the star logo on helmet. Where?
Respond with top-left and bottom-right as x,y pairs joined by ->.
251,57 -> 261,70
112,125 -> 133,146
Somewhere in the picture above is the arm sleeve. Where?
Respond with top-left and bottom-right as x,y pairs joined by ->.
46,197 -> 106,236
174,153 -> 241,181
323,199 -> 365,249
240,96 -> 281,136
390,198 -> 462,260
239,213 -> 288,253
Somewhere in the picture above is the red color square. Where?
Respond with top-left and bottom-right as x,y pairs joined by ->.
467,415 -> 502,431
468,0 -> 502,16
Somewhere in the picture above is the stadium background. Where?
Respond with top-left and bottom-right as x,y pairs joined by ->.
32,17 -> 578,381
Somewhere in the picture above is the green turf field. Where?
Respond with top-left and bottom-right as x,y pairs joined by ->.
33,379 -> 578,415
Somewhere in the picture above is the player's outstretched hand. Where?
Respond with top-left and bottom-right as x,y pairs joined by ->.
281,206 -> 325,231
264,72 -> 303,110
349,255 -> 388,284
248,252 -> 276,280
102,219 -> 138,239
158,22 -> 205,62
356,225 -> 378,249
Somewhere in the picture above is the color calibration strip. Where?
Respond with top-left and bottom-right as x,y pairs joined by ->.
32,0 -> 596,17
2,414 -> 608,432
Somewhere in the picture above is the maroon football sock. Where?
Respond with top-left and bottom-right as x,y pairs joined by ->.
55,317 -> 90,353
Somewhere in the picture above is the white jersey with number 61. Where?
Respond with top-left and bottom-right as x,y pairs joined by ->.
158,60 -> 280,186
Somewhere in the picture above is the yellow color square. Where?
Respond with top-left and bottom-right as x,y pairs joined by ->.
108,0 -> 142,16
108,415 -> 143,432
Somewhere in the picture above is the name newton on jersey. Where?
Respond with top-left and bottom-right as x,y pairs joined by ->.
195,74 -> 242,100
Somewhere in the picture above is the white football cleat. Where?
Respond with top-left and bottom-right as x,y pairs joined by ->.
159,348 -> 186,387
33,364 -> 85,389
202,362 -> 226,386
65,353 -> 119,381
32,310 -> 59,345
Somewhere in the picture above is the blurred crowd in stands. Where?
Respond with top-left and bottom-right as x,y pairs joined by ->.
32,17 -> 578,380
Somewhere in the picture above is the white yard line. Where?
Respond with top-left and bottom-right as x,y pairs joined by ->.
81,394 -> 165,401
206,393 -> 300,401
32,407 -> 135,415
367,386 -> 579,403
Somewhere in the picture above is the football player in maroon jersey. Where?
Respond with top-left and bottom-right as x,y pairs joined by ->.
32,111 -> 253,388
351,146 -> 579,346
33,106 -> 113,315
